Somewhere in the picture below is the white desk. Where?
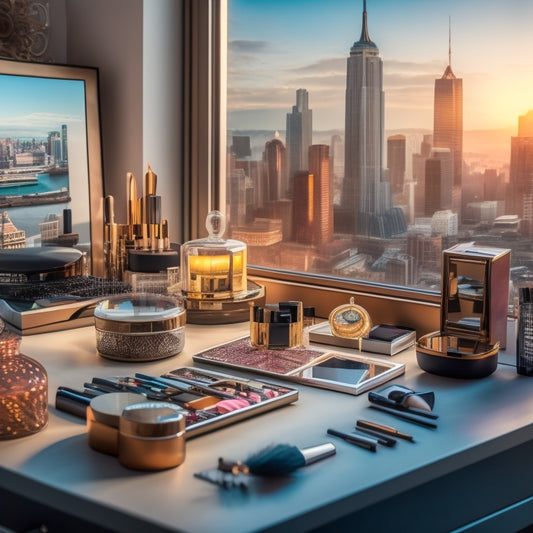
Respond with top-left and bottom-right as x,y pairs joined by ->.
1,322 -> 533,533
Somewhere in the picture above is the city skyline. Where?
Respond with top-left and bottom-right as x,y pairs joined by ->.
228,0 -> 533,134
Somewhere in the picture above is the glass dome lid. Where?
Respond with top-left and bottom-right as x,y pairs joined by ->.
181,211 -> 247,300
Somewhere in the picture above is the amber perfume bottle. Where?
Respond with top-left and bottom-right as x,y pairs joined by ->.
0,320 -> 48,439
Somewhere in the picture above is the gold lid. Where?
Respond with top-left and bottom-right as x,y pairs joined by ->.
119,402 -> 186,438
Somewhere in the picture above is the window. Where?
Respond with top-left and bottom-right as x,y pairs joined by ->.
223,0 -> 533,312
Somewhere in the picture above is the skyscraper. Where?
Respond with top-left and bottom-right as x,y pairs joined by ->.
387,134 -> 406,194
263,135 -> 288,203
433,26 -> 463,189
341,0 -> 390,237
424,148 -> 453,216
509,110 -> 533,219
61,124 -> 68,165
309,144 -> 333,245
292,171 -> 314,243
286,89 -> 312,194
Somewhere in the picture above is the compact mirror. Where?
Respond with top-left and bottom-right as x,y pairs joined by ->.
294,352 -> 404,395
444,258 -> 488,337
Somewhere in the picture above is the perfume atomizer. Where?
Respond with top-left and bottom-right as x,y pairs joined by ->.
250,301 -> 303,349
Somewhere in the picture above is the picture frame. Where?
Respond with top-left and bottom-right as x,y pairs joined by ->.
0,58 -> 104,276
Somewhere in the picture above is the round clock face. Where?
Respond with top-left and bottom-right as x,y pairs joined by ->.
329,298 -> 371,339
338,309 -> 362,325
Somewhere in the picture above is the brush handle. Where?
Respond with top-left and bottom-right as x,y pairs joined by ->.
300,443 -> 336,465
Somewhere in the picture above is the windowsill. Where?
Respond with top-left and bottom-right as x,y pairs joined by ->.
249,267 -> 441,336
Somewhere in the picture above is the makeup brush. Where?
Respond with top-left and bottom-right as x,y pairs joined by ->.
194,443 -> 335,489
228,442 -> 336,476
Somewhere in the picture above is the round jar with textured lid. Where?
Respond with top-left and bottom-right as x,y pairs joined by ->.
94,293 -> 185,361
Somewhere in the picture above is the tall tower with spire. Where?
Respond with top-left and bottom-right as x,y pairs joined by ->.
341,0 -> 390,237
433,20 -> 463,189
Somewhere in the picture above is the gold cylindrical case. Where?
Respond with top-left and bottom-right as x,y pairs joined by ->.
118,402 -> 186,471
86,392 -> 147,455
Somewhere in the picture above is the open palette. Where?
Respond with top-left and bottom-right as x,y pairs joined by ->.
192,337 -> 405,395
58,366 -> 298,438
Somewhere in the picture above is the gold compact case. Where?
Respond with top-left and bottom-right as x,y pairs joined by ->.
94,293 -> 186,361
87,392 -> 146,455
416,243 -> 510,379
328,297 -> 372,340
118,402 -> 186,471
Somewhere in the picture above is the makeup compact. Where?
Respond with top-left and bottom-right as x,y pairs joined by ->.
193,337 -> 405,395
94,293 -> 186,361
118,402 -> 186,471
87,392 -> 147,455
86,393 -> 186,470
416,243 -> 510,379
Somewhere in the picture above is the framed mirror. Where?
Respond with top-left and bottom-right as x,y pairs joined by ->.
444,258 -> 488,336
0,58 -> 104,276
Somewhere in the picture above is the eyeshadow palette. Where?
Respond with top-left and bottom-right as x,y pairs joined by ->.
57,367 -> 298,438
192,337 -> 405,395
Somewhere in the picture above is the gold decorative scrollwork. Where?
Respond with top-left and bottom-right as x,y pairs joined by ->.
0,0 -> 49,61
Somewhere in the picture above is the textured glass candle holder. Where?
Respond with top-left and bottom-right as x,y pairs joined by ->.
0,320 -> 48,440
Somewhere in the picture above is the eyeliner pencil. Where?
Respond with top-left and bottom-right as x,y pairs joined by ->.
368,404 -> 438,429
356,419 -> 414,442
327,428 -> 378,452
355,427 -> 397,447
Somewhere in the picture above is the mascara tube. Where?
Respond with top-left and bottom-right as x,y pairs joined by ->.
55,386 -> 99,419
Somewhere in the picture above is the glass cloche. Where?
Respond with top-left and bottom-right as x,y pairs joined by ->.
181,211 -> 247,300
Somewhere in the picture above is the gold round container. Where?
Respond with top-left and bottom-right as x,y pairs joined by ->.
118,402 -> 186,471
87,392 -> 147,455
328,297 -> 372,339
94,293 -> 186,361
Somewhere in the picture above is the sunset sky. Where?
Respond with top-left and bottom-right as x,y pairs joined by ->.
227,0 -> 533,135
0,75 -> 85,138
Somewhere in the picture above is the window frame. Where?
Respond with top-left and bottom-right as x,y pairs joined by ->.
187,0 -> 441,334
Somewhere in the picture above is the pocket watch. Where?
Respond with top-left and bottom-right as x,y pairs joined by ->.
329,296 -> 372,339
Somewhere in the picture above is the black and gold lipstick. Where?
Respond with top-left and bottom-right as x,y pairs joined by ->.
250,301 -> 303,349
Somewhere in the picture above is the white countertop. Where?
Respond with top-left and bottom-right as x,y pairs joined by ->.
1,321 -> 532,532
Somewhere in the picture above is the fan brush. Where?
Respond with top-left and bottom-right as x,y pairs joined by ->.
194,442 -> 336,488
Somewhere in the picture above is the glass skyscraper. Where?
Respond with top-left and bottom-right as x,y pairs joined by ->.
341,0 -> 392,237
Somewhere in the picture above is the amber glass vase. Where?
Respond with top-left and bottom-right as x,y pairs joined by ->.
0,321 -> 48,439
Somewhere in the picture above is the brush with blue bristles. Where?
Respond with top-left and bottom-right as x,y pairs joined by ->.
195,442 -> 336,489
